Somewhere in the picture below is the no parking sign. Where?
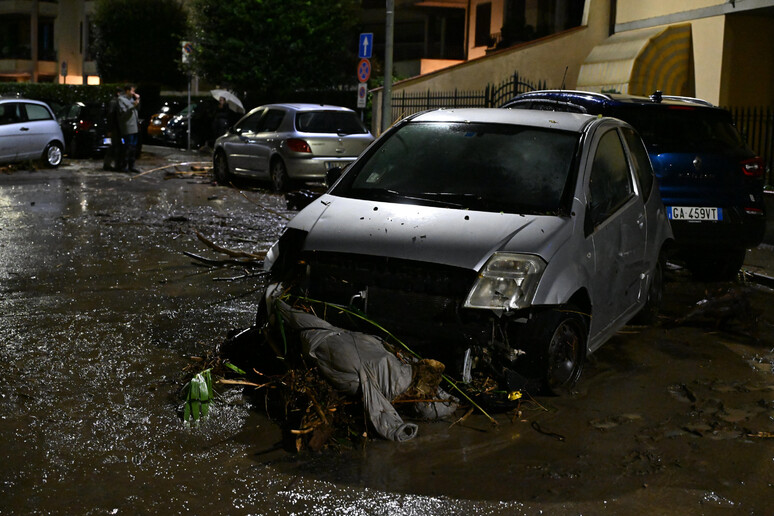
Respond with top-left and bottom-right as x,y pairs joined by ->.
357,83 -> 367,108
357,58 -> 371,83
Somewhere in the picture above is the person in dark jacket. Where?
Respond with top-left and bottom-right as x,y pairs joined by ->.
117,84 -> 141,172
210,96 -> 232,146
102,87 -> 124,171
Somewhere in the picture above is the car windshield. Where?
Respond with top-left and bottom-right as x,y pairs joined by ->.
333,122 -> 578,215
295,111 -> 368,135
177,104 -> 196,116
611,106 -> 746,152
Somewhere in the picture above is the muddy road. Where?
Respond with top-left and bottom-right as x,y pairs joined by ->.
1,149 -> 773,515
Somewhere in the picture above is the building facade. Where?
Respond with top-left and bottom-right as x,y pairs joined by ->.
372,0 -> 774,129
0,0 -> 98,84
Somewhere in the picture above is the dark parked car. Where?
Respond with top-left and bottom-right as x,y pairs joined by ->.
504,90 -> 766,279
0,97 -> 64,167
161,99 -> 218,149
213,103 -> 374,191
56,101 -> 111,158
263,108 -> 673,394
146,100 -> 183,141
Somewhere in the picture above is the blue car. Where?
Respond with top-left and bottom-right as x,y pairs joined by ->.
504,90 -> 766,280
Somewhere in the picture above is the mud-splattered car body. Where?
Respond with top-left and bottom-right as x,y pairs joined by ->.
264,108 -> 673,393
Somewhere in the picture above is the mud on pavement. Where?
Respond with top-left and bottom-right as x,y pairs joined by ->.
0,151 -> 772,514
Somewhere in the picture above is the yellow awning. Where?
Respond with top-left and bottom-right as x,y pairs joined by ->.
577,23 -> 692,96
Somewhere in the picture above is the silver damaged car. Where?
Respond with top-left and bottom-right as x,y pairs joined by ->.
263,108 -> 673,394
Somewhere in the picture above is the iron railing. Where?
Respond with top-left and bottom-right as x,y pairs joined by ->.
389,72 -> 546,123
728,106 -> 774,185
389,75 -> 773,184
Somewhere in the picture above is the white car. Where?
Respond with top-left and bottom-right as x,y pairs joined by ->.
0,98 -> 64,167
264,108 -> 673,394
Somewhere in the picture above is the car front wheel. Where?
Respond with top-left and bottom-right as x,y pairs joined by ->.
42,142 -> 63,168
521,307 -> 587,395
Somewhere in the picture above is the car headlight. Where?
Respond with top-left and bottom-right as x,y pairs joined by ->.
464,253 -> 545,311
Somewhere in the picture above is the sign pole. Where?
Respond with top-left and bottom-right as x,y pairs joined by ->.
357,33 -> 373,123
382,1 -> 394,133
182,41 -> 193,151
187,74 -> 191,152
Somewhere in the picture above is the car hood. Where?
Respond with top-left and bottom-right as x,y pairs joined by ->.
287,194 -> 571,271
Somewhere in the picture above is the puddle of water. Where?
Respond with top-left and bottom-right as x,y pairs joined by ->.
2,164 -> 773,514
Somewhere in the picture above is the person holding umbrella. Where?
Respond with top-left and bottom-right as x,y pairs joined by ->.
211,96 -> 233,143
209,89 -> 244,147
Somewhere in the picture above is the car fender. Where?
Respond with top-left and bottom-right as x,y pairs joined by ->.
531,216 -> 594,307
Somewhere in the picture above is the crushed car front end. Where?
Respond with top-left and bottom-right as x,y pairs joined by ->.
262,108 -> 671,393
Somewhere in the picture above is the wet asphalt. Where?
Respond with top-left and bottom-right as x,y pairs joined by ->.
0,146 -> 772,515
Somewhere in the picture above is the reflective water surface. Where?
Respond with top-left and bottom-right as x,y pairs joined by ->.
1,156 -> 772,514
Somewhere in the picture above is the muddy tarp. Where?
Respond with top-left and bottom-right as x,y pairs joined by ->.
273,299 -> 457,441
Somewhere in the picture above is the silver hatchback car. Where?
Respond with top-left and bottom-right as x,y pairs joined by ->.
212,103 -> 374,191
264,108 -> 673,394
0,98 -> 64,167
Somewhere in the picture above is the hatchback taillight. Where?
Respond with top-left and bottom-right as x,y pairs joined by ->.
77,119 -> 95,131
741,157 -> 765,177
286,138 -> 312,153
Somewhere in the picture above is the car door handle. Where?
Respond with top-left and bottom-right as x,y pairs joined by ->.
20,127 -> 30,132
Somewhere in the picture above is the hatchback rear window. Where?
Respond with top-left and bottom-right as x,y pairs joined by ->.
610,106 -> 745,152
295,111 -> 368,134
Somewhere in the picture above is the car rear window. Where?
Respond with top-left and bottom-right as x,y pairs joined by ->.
295,111 -> 368,134
79,104 -> 105,119
609,106 -> 746,152
335,122 -> 578,215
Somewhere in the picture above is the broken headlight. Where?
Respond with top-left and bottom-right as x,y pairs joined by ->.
464,253 -> 545,311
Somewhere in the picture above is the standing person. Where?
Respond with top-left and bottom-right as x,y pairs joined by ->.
117,84 -> 141,172
210,96 -> 231,147
103,87 -> 124,171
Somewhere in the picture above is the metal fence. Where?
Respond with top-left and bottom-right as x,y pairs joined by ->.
389,72 -> 546,122
728,106 -> 774,185
389,75 -> 774,184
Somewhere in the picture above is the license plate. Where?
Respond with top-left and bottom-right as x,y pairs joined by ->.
667,206 -> 722,221
102,137 -> 112,145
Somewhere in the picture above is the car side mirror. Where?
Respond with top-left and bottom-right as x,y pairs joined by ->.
326,166 -> 344,186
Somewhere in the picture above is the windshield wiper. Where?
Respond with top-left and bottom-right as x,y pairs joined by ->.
352,188 -> 466,208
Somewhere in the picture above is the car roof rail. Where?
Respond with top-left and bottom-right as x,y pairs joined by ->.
650,90 -> 714,107
523,89 -> 614,101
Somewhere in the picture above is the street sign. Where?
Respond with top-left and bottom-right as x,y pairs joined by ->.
182,41 -> 193,64
357,58 -> 371,83
357,83 -> 367,108
358,33 -> 373,59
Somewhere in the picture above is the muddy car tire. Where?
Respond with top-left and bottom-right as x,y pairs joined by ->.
42,142 -> 63,168
527,307 -> 587,395
271,158 -> 290,192
213,151 -> 231,184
